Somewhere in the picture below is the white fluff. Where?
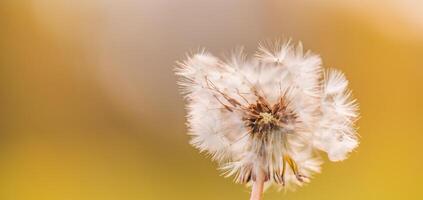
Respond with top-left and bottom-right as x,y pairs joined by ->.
175,40 -> 359,190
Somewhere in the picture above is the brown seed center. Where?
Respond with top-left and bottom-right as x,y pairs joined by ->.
243,95 -> 297,136
259,112 -> 276,124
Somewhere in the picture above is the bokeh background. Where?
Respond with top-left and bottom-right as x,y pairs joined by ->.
1,1 -> 422,200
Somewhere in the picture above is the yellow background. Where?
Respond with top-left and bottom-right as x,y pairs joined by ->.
1,1 -> 422,199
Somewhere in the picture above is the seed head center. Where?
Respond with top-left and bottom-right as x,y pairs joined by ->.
259,112 -> 275,124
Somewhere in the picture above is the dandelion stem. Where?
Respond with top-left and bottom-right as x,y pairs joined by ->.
250,170 -> 265,200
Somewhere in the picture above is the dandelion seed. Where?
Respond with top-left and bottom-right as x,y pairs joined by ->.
175,40 -> 359,200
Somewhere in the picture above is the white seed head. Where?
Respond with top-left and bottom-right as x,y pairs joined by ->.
175,40 -> 359,190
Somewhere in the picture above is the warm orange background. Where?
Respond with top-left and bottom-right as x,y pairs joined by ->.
1,1 -> 422,200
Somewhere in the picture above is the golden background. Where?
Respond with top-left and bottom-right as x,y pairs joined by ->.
1,1 -> 422,199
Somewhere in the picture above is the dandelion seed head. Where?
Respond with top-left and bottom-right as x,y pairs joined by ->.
175,40 -> 359,190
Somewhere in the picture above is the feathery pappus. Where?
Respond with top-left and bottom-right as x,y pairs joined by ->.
175,40 -> 359,192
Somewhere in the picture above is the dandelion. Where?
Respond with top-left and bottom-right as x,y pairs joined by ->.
175,40 -> 359,200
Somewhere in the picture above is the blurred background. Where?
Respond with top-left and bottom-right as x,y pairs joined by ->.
1,0 -> 422,199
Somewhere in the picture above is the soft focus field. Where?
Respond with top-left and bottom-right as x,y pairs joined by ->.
1,1 -> 422,200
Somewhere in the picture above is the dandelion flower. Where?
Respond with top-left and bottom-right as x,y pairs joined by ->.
175,40 -> 359,200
